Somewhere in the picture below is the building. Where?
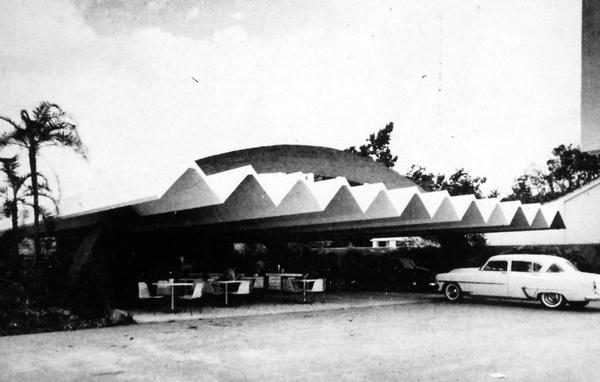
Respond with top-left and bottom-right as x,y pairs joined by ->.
487,178 -> 600,246
1,145 -> 563,279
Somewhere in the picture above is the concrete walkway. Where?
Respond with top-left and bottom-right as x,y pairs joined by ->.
133,292 -> 438,323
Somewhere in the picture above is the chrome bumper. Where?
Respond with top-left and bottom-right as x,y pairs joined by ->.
585,295 -> 600,301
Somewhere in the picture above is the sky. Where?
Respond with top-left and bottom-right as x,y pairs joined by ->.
0,0 -> 582,211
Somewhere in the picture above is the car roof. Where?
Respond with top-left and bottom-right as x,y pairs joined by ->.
486,254 -> 566,263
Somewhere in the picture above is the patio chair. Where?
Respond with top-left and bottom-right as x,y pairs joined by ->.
202,281 -> 224,307
241,276 -> 264,289
230,280 -> 252,307
137,282 -> 164,314
178,282 -> 204,315
281,278 -> 303,303
306,278 -> 326,303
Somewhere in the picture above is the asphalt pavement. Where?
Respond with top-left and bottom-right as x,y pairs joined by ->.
2,294 -> 600,381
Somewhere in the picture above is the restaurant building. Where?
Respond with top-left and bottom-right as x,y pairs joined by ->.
9,145 -> 564,285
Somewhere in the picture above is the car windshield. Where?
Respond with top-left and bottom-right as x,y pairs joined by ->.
481,260 -> 508,271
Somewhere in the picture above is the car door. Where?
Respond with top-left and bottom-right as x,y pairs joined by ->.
476,260 -> 509,296
507,260 -> 541,299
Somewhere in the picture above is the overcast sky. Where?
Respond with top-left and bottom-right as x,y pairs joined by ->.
0,0 -> 582,209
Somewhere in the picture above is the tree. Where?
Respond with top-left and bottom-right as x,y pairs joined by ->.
345,122 -> 398,168
506,144 -> 600,203
406,165 -> 489,198
0,102 -> 86,266
0,156 -> 55,266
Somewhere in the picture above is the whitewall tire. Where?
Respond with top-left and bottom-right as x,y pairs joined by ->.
444,283 -> 462,302
540,292 -> 564,309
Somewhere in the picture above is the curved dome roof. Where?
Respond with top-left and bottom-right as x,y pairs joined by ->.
195,145 -> 416,189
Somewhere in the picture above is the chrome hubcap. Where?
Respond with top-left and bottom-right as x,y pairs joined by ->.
543,293 -> 562,306
446,285 -> 459,300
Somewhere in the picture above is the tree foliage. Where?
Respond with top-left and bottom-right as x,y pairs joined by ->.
345,122 -> 398,168
0,156 -> 57,266
0,102 -> 86,266
405,165 -> 489,198
505,144 -> 600,203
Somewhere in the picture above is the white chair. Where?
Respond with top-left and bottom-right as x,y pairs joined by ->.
241,276 -> 264,289
306,278 -> 326,303
231,280 -> 252,307
282,278 -> 303,303
137,282 -> 164,313
178,282 -> 204,314
231,280 -> 251,295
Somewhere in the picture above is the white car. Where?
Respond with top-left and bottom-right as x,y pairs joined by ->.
435,254 -> 600,309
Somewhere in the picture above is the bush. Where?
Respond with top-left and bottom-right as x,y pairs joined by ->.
69,258 -> 111,319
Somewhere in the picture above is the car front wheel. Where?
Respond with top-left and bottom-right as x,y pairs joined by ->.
444,282 -> 462,302
540,292 -> 564,309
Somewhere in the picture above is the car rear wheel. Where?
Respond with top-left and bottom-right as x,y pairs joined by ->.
444,283 -> 462,302
540,292 -> 564,309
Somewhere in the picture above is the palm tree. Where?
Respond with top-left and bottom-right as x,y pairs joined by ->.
0,156 -> 56,266
0,102 -> 86,266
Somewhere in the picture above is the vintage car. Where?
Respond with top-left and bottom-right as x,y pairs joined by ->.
435,254 -> 600,309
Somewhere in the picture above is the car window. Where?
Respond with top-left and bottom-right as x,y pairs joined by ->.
547,264 -> 563,273
511,261 -> 532,272
533,263 -> 542,272
482,260 -> 508,271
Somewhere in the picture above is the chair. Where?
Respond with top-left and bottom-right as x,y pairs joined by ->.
137,282 -> 164,313
241,276 -> 264,289
178,282 -> 204,315
202,281 -> 224,307
230,280 -> 252,307
306,278 -> 326,303
281,278 -> 303,303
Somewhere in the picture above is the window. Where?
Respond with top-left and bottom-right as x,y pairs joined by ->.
482,260 -> 508,271
511,261 -> 532,272
533,263 -> 542,272
377,241 -> 387,248
547,264 -> 564,273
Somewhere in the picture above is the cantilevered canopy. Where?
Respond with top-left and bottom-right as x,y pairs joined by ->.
44,146 -> 565,240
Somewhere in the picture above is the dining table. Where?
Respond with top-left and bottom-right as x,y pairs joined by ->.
265,273 -> 304,291
210,280 -> 240,306
152,281 -> 193,312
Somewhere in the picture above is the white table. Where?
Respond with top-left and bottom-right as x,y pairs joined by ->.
211,280 -> 240,306
265,273 -> 304,290
152,282 -> 193,311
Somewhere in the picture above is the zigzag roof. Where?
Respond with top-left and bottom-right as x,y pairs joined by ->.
46,162 -> 565,238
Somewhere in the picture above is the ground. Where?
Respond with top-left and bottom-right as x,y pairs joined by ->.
2,293 -> 600,381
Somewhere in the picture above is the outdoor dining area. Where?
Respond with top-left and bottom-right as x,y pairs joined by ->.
137,270 -> 327,314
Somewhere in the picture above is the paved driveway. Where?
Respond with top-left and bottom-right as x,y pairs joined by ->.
2,294 -> 600,381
